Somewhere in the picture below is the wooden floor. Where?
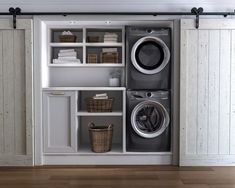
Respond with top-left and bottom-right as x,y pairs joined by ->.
0,166 -> 235,188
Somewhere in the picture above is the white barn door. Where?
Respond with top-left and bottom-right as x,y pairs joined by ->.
180,19 -> 235,166
0,20 -> 33,166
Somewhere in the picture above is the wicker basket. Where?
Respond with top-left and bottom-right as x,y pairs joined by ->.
86,98 -> 114,112
87,36 -> 99,42
59,35 -> 77,42
100,52 -> 118,63
87,54 -> 98,64
88,122 -> 113,153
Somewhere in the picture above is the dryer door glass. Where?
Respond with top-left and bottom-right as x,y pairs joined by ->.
131,36 -> 170,75
135,41 -> 164,70
131,101 -> 170,138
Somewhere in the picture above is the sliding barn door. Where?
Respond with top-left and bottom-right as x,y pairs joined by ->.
0,20 -> 33,166
180,19 -> 235,166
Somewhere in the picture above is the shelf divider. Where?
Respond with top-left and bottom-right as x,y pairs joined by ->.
77,111 -> 123,116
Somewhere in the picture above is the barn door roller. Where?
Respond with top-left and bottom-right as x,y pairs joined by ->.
191,7 -> 204,29
9,7 -> 21,29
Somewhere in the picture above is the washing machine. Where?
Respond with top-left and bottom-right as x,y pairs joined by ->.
126,26 -> 171,90
126,90 -> 171,152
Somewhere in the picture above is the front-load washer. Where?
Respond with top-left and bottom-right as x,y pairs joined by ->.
126,90 -> 171,152
126,26 -> 171,90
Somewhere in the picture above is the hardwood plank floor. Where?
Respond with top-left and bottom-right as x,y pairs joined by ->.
0,166 -> 234,188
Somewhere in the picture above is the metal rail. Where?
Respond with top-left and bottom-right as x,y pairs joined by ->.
1,7 -> 235,29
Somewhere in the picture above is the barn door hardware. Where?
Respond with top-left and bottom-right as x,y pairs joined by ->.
1,7 -> 235,29
191,7 -> 204,29
9,7 -> 21,29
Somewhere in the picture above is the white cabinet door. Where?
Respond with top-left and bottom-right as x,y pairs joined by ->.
43,91 -> 77,153
180,19 -> 235,166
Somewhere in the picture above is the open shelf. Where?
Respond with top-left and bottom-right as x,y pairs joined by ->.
78,116 -> 123,154
78,144 -> 123,154
44,144 -> 124,155
77,111 -> 123,116
48,26 -> 124,67
48,63 -> 124,67
50,43 -> 84,47
86,43 -> 123,47
42,87 -> 126,91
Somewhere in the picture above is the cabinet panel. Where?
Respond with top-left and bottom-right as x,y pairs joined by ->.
43,91 -> 77,153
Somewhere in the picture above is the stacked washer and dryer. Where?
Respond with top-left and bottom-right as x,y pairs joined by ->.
126,27 -> 172,152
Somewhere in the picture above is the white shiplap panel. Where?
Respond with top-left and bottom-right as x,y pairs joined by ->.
14,30 -> 26,155
0,19 -> 33,166
179,29 -> 188,159
180,30 -> 188,158
24,28 -> 33,157
219,30 -> 231,155
0,31 -> 3,154
181,19 -> 235,30
2,30 -> 15,155
230,31 -> 235,154
180,19 -> 235,166
208,30 -> 220,155
197,30 -> 209,155
185,30 -> 198,155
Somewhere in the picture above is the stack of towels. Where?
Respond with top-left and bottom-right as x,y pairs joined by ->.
93,93 -> 108,99
53,49 -> 81,64
102,48 -> 117,53
103,32 -> 118,43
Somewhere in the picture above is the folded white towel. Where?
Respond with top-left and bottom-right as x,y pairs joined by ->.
58,52 -> 77,57
95,93 -> 108,97
62,31 -> 73,35
104,33 -> 118,37
102,48 -> 117,53
58,56 -> 77,60
93,96 -> 108,99
53,59 -> 81,64
104,40 -> 118,43
59,49 -> 75,53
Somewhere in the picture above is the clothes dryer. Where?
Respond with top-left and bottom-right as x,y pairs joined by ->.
126,27 -> 171,90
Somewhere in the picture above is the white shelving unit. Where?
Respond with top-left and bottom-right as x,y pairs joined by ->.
48,26 -> 125,67
38,20 -> 173,165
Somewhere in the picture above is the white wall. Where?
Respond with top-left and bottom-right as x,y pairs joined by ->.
0,0 -> 235,12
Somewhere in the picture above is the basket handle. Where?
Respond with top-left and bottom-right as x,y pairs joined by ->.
107,124 -> 113,129
88,122 -> 95,128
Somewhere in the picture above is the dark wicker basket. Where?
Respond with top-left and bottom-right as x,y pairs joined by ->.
87,36 -> 99,42
86,98 -> 114,112
100,52 -> 118,63
87,54 -> 98,64
59,35 -> 77,42
88,122 -> 113,153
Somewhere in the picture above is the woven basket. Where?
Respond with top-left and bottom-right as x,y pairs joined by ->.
100,52 -> 118,63
87,54 -> 98,64
87,36 -> 99,42
86,98 -> 114,112
89,122 -> 113,153
59,35 -> 77,42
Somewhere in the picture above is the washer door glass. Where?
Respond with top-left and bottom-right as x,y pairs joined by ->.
131,101 -> 170,138
131,36 -> 170,75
